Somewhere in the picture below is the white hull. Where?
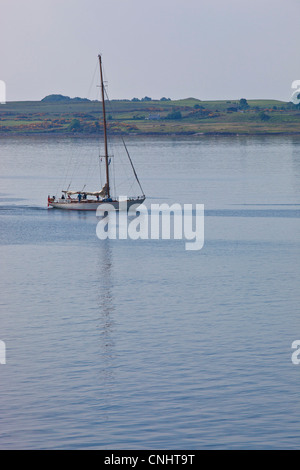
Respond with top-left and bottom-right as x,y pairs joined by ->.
49,197 -> 145,211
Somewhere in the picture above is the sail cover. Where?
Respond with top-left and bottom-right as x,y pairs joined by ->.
98,183 -> 108,197
85,183 -> 108,197
62,183 -> 108,197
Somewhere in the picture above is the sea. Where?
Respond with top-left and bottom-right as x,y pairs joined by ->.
0,134 -> 299,450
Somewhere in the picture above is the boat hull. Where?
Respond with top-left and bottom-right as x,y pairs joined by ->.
49,198 -> 145,211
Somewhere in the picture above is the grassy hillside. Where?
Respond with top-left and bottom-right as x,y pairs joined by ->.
0,97 -> 299,135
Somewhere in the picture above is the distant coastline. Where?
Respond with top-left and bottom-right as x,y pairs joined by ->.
1,96 -> 300,136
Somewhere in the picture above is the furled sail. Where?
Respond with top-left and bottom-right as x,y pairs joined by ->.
62,182 -> 108,197
62,190 -> 78,195
98,183 -> 108,197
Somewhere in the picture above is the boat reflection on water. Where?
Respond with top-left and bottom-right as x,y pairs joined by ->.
96,240 -> 116,387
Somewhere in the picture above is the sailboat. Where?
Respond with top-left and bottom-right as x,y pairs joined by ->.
48,54 -> 145,211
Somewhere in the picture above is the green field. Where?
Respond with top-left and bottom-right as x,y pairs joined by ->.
0,97 -> 300,135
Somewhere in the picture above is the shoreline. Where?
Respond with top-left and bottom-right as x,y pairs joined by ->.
1,130 -> 300,137
1,97 -> 299,137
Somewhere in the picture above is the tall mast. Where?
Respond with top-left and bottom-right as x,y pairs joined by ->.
98,54 -> 110,198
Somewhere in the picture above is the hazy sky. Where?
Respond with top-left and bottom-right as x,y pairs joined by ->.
0,0 -> 299,102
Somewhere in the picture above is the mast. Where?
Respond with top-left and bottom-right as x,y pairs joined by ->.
98,54 -> 110,198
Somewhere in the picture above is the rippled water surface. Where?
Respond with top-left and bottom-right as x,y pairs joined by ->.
0,135 -> 299,449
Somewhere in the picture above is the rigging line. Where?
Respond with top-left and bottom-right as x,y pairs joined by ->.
103,87 -> 140,190
83,146 -> 97,187
121,137 -> 145,196
96,85 -> 105,188
56,146 -> 76,196
98,155 -> 103,188
58,61 -> 99,196
86,60 -> 99,100
101,65 -> 142,197
61,144 -> 76,189
112,151 -> 116,197
101,84 -> 119,195
68,152 -> 84,190
127,179 -> 136,195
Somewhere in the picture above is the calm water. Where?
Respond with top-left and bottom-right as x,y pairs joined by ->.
0,135 -> 299,449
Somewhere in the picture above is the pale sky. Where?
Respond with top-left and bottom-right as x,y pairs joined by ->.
0,0 -> 299,102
